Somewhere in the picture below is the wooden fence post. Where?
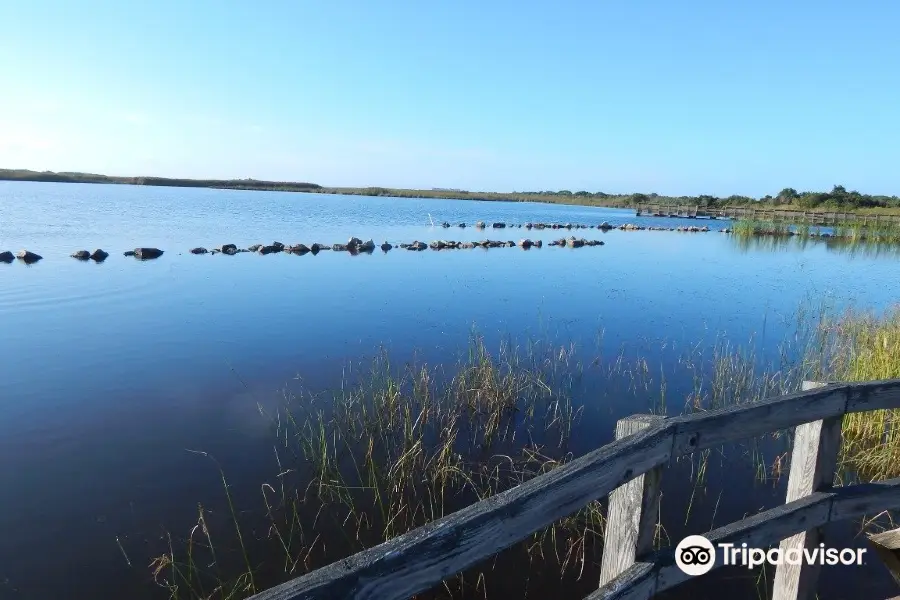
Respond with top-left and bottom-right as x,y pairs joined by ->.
772,381 -> 843,600
598,414 -> 665,587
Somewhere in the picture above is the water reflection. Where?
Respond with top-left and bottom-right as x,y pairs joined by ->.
730,233 -> 900,258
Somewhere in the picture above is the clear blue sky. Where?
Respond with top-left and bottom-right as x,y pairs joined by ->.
1,1 -> 898,196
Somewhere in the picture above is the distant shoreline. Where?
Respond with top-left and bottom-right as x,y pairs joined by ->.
3,168 -> 900,215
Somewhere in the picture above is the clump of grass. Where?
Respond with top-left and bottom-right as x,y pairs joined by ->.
803,307 -> 900,480
148,335 -> 600,599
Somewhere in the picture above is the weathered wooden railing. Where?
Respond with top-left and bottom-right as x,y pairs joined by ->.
248,380 -> 900,600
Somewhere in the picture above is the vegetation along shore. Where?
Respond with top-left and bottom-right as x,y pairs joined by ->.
4,168 -> 900,214
125,303 -> 900,600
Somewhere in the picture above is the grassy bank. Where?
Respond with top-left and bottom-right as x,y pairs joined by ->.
6,168 -> 900,216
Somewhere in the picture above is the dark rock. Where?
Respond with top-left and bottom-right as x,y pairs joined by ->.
211,249 -> 220,255
441,222 -> 451,228
0,251 -> 13,263
518,239 -> 533,249
599,222 -> 611,230
258,245 -> 281,255
548,240 -> 560,246
381,242 -> 392,252
16,250 -> 43,263
507,241 -> 515,247
247,244 -> 262,252
534,240 -> 543,248
133,248 -> 163,260
458,223 -> 467,228
333,244 -> 349,251
565,223 -> 573,229
399,243 -> 410,249
357,239 -> 375,252
348,237 -> 363,248
272,242 -> 285,251
460,242 -> 474,249
90,249 -> 109,261
288,244 -> 310,255
216,244 -> 237,253
492,222 -> 506,228
525,223 -> 533,229
190,247 -> 209,255
123,251 -> 135,257
71,250 -> 91,260
535,223 -> 546,229
409,241 -> 427,251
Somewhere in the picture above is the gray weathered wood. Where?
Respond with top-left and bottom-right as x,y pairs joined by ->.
772,381 -> 842,600
599,415 -> 665,587
587,477 -> 900,600
246,379 -> 900,600
868,528 -> 900,587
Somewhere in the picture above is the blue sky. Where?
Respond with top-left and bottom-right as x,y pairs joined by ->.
1,1 -> 898,196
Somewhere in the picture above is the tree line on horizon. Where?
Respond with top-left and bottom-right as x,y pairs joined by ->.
2,168 -> 897,211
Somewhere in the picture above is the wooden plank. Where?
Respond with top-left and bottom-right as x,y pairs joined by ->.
669,384 -> 848,455
246,422 -> 676,600
868,528 -> 900,587
599,415 -> 665,587
773,381 -> 841,600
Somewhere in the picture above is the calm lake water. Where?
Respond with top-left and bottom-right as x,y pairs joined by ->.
1,181 -> 897,599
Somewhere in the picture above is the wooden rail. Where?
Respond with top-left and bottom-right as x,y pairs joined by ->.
634,204 -> 900,226
247,380 -> 900,600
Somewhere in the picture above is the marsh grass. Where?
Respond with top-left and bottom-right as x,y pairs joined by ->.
802,307 -> 900,481
145,305 -> 900,599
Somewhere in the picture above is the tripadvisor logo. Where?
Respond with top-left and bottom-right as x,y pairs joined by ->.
674,535 -> 867,576
675,535 -> 716,576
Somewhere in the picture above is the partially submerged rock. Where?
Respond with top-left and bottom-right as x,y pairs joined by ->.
90,249 -> 109,261
216,244 -> 237,254
257,245 -> 281,255
133,248 -> 163,260
71,250 -> 91,260
247,244 -> 262,252
408,241 -> 427,251
475,221 -> 486,229
518,239 -> 533,249
17,250 -> 43,263
288,243 -> 310,255
492,222 -> 506,228
381,242 -> 392,252
190,247 -> 209,255
0,251 -> 14,263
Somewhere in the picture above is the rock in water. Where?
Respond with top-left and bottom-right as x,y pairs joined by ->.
247,244 -> 262,252
216,244 -> 237,254
0,251 -> 15,263
288,244 -> 310,255
272,242 -> 285,251
16,250 -> 43,263
358,239 -> 375,252
258,245 -> 280,255
133,248 -> 163,259
190,247 -> 209,255
90,249 -> 109,261
381,242 -> 392,252
518,239 -> 533,249
123,251 -> 135,257
458,223 -> 467,228
475,221 -> 486,229
71,250 -> 91,260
